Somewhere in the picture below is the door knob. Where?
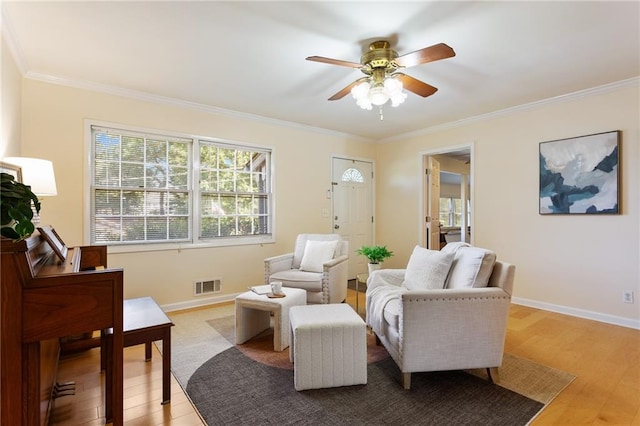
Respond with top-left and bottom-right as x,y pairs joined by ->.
334,224 -> 340,229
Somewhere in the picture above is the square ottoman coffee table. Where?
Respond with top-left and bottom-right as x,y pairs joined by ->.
289,303 -> 367,391
235,287 -> 306,351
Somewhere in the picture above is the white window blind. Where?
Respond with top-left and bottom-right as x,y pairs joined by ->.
91,126 -> 191,244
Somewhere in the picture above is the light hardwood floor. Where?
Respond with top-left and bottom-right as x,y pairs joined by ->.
50,289 -> 639,425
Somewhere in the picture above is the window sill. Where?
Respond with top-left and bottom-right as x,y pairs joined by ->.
103,235 -> 275,255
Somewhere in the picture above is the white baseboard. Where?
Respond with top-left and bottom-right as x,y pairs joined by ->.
512,297 -> 640,330
161,293 -> 241,313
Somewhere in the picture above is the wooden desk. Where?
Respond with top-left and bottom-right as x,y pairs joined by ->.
103,296 -> 174,419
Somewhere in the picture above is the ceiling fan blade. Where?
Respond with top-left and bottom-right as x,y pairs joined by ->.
328,79 -> 364,100
395,43 -> 456,68
396,74 -> 438,97
306,56 -> 362,68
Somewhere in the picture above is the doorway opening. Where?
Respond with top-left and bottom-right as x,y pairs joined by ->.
422,146 -> 473,250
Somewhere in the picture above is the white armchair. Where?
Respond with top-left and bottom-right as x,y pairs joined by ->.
264,234 -> 349,304
366,243 -> 515,390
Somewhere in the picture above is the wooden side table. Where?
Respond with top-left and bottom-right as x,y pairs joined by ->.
103,297 -> 174,420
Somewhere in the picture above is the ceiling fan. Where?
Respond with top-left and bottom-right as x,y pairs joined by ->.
306,40 -> 455,113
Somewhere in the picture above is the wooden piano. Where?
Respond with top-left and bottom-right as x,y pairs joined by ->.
1,226 -> 123,425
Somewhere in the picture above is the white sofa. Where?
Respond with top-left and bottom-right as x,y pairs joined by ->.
365,242 -> 516,390
264,234 -> 349,304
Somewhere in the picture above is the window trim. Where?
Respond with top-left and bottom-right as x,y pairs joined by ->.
84,119 -> 276,252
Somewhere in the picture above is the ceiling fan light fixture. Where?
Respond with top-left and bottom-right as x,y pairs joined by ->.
368,84 -> 389,106
352,75 -> 407,109
351,81 -> 373,110
390,91 -> 408,107
383,76 -> 402,93
384,76 -> 407,107
308,40 -> 455,115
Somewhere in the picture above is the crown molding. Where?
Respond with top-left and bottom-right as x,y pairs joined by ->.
380,76 -> 640,144
1,5 -> 27,74
23,71 -> 373,143
17,63 -> 639,146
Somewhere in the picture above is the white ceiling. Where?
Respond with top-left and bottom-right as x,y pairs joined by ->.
3,1 -> 639,142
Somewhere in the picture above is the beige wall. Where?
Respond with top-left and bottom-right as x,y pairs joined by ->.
376,83 -> 639,326
20,79 -> 374,307
1,35 -> 22,157
12,55 -> 640,326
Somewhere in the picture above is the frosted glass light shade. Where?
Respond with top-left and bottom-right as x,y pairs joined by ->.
368,85 -> 389,106
3,157 -> 58,196
351,81 -> 373,110
350,76 -> 407,110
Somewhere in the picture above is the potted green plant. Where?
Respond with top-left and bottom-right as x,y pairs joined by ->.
1,172 -> 41,241
356,245 -> 393,273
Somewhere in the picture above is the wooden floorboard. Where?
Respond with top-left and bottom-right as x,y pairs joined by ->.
50,290 -> 640,425
505,304 -> 640,425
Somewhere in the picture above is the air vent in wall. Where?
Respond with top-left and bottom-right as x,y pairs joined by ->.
194,278 -> 221,296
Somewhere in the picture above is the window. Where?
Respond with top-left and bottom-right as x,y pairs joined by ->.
439,197 -> 463,227
341,167 -> 364,183
90,124 -> 272,247
198,142 -> 269,239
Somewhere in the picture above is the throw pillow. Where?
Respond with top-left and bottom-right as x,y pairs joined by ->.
299,240 -> 339,273
445,247 -> 497,289
403,245 -> 455,291
440,241 -> 471,255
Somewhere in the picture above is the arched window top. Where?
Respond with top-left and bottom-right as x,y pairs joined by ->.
342,168 -> 364,183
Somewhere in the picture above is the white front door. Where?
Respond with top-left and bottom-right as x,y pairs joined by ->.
332,157 -> 374,279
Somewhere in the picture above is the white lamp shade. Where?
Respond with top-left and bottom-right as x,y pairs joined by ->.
3,157 -> 58,196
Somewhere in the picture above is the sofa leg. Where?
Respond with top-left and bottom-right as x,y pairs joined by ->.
487,367 -> 500,384
401,373 -> 411,390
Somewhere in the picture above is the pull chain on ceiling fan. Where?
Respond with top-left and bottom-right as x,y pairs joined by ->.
306,40 -> 455,119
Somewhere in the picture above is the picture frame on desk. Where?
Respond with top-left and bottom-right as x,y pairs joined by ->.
0,161 -> 22,182
38,225 -> 68,263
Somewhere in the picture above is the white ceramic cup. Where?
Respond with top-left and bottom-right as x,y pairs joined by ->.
270,281 -> 282,295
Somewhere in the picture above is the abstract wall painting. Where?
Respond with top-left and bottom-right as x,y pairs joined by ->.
539,130 -> 620,215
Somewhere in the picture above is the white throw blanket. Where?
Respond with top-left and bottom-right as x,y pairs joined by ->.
366,284 -> 407,334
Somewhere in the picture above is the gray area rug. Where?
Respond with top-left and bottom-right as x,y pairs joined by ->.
162,308 -> 574,425
186,346 -> 543,426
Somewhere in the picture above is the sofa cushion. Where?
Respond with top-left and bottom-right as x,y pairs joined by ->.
299,239 -> 339,273
445,246 -> 497,289
403,246 -> 455,291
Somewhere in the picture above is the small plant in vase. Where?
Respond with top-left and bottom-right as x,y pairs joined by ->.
356,245 -> 393,274
1,172 -> 41,241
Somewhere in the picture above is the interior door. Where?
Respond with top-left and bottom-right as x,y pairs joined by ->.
424,156 -> 441,250
332,157 -> 374,279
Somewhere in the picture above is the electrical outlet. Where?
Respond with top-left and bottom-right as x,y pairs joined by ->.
622,290 -> 634,304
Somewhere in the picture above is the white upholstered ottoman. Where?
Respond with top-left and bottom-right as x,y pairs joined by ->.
235,287 -> 307,351
289,304 -> 367,391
